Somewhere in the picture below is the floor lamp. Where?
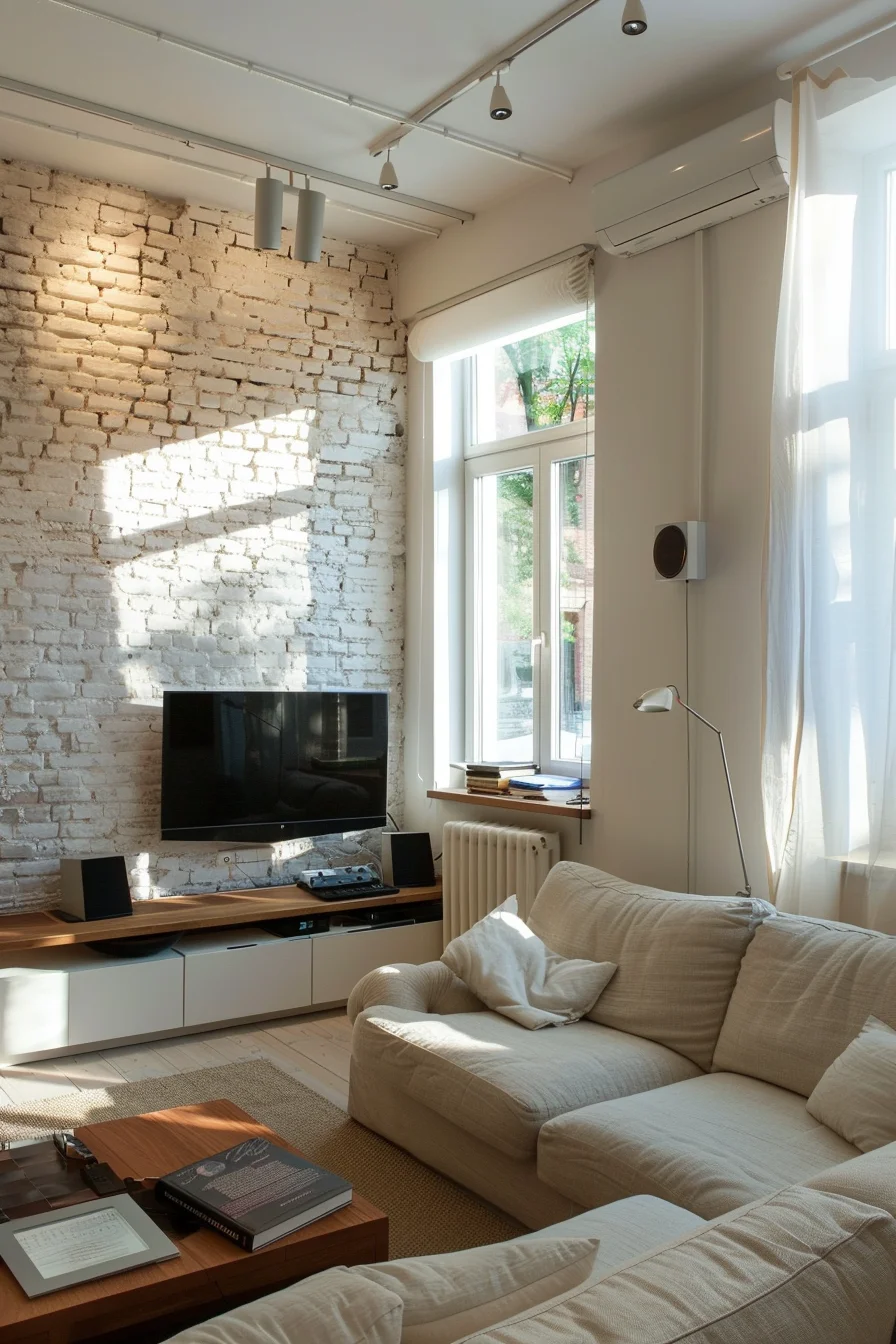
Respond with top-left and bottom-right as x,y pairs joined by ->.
633,685 -> 751,899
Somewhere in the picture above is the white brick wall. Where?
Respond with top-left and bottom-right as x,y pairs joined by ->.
0,160 -> 407,911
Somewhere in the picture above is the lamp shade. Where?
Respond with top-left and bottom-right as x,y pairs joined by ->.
633,686 -> 675,712
295,187 -> 326,264
254,175 -> 284,250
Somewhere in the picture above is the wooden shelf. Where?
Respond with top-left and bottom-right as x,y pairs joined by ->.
0,882 -> 442,954
427,788 -> 591,820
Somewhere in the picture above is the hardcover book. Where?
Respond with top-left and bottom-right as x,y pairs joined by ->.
156,1138 -> 352,1251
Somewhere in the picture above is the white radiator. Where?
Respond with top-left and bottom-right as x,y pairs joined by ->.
442,821 -> 561,944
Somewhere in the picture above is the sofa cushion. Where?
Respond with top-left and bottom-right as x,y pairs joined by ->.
518,1196 -> 707,1276
806,1014 -> 896,1152
527,863 -> 767,1069
713,913 -> 896,1096
537,1072 -> 857,1218
441,895 -> 617,1030
455,1188 -> 896,1344
352,1237 -> 599,1344
163,1266 -> 404,1344
352,1006 -> 701,1162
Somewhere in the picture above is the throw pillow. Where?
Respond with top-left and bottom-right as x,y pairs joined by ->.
164,1266 -> 403,1343
351,1237 -> 599,1344
806,1014 -> 896,1152
441,895 -> 616,1029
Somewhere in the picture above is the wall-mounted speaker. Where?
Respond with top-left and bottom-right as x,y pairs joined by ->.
381,833 -> 436,889
59,856 -> 133,922
653,521 -> 706,581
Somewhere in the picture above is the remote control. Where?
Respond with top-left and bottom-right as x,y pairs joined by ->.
81,1162 -> 127,1196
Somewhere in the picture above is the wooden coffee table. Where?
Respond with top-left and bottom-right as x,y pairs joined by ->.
0,1099 -> 389,1344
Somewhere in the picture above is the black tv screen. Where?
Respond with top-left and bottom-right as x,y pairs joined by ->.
160,691 -> 389,842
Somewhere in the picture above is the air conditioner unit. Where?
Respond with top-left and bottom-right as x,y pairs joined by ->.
593,101 -> 791,257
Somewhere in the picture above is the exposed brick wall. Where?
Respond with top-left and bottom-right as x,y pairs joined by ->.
0,160 -> 406,911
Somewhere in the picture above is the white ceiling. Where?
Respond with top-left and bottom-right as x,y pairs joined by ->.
0,0 -> 891,250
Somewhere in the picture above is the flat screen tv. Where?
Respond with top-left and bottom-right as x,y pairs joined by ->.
161,690 -> 388,842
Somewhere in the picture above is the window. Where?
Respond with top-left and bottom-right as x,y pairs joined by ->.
459,311 -> 594,774
474,314 -> 594,445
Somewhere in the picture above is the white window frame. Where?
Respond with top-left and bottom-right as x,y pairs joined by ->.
464,418 -> 592,777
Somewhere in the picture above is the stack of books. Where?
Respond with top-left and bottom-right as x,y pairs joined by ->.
455,762 -> 537,796
506,774 -> 584,799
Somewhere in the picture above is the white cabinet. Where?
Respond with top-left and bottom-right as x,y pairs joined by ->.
178,927 -> 312,1028
0,947 -> 183,1060
0,962 -> 69,1059
68,949 -> 183,1048
311,920 -> 443,1004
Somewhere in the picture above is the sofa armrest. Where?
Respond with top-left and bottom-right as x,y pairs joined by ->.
803,1141 -> 896,1219
347,960 -> 485,1023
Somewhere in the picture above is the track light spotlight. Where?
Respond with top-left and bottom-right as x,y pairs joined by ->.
295,176 -> 326,264
379,148 -> 399,192
621,0 -> 648,35
489,71 -> 513,121
254,168 -> 284,250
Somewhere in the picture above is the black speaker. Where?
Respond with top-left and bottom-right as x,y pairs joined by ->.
382,833 -> 436,889
653,522 -> 706,581
58,856 -> 133,922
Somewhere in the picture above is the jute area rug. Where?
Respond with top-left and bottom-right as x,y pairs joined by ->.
0,1060 -> 524,1258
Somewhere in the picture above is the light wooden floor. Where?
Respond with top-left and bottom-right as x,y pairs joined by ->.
0,1010 -> 352,1114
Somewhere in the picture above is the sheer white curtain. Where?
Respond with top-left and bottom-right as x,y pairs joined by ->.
764,69 -> 896,932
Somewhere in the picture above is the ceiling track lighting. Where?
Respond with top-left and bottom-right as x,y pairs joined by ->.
254,167 -> 284,249
489,69 -> 513,121
621,0 -> 648,35
295,174 -> 326,263
379,148 -> 399,191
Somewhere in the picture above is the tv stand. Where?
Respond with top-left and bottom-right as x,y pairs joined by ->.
0,882 -> 442,1065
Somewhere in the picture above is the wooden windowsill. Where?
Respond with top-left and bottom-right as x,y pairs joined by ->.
427,788 -> 591,820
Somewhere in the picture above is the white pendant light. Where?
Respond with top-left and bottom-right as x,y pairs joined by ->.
378,147 -> 400,190
295,176 -> 326,263
379,148 -> 399,191
254,168 -> 284,249
621,0 -> 648,35
489,70 -> 513,121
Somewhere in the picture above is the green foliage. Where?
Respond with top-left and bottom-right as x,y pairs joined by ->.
501,319 -> 594,433
496,470 -> 533,641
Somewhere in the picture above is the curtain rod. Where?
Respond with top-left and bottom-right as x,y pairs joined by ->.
409,243 -> 594,325
778,12 -> 896,79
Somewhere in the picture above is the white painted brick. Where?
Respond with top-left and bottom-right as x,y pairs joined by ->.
0,156 -> 406,912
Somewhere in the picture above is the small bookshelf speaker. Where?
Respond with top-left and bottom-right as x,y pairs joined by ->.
59,856 -> 133,922
381,833 -> 436,889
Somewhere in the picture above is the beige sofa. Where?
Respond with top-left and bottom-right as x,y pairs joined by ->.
166,862 -> 896,1343
166,1154 -> 896,1342
347,861 -> 896,1228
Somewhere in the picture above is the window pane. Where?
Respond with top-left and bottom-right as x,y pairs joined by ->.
888,171 -> 896,351
476,468 -> 535,763
553,456 -> 593,765
476,315 -> 594,444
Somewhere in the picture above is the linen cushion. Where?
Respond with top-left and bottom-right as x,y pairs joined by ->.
456,1188 -> 896,1344
352,1005 -> 701,1161
806,1014 -> 896,1151
527,862 -> 767,1069
164,1266 -> 403,1343
441,895 -> 616,1030
713,913 -> 896,1096
537,1072 -> 857,1218
352,1238 -> 598,1344
518,1195 -> 707,1274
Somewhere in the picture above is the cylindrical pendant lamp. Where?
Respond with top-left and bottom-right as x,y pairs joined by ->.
295,182 -> 326,263
254,170 -> 284,250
